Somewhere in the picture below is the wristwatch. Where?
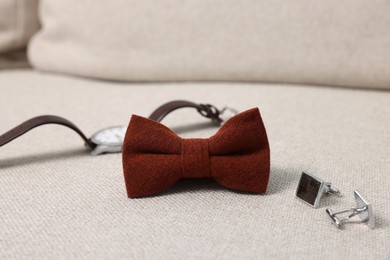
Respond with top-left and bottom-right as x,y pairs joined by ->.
0,100 -> 237,155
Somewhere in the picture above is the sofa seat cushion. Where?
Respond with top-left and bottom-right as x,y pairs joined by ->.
0,70 -> 389,258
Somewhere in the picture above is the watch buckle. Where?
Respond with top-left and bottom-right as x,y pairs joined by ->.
219,107 -> 239,124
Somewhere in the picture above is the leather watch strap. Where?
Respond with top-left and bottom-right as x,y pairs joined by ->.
149,100 -> 222,123
0,115 -> 96,149
0,100 -> 223,150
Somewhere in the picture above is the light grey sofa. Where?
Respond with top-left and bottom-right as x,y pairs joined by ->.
1,69 -> 389,259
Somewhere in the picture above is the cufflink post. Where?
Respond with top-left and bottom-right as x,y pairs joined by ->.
296,172 -> 341,208
323,184 -> 341,197
326,190 -> 375,229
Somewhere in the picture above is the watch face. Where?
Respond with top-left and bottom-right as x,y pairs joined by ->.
90,126 -> 127,145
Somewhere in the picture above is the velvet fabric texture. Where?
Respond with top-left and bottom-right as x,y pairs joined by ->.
122,108 -> 270,198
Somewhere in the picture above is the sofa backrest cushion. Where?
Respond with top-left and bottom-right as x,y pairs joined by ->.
0,0 -> 39,69
0,0 -> 39,54
28,0 -> 390,89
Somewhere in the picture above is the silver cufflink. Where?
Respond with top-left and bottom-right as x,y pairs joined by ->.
296,172 -> 341,208
326,190 -> 375,229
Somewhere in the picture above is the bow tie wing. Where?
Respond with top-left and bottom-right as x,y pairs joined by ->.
122,115 -> 183,198
209,108 -> 270,193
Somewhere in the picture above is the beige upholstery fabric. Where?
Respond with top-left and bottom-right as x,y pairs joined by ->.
0,70 -> 389,259
0,0 -> 39,54
29,0 -> 390,89
0,50 -> 29,69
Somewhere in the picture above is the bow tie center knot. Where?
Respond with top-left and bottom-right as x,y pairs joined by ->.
181,138 -> 211,178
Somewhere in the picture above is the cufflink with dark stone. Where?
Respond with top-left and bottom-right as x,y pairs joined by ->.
296,172 -> 341,208
326,190 -> 375,229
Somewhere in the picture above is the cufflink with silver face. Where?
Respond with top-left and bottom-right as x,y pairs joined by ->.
326,190 -> 375,229
296,172 -> 341,208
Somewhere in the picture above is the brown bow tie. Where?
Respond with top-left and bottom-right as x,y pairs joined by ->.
122,108 -> 270,198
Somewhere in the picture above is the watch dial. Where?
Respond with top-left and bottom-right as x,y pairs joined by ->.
91,126 -> 127,145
